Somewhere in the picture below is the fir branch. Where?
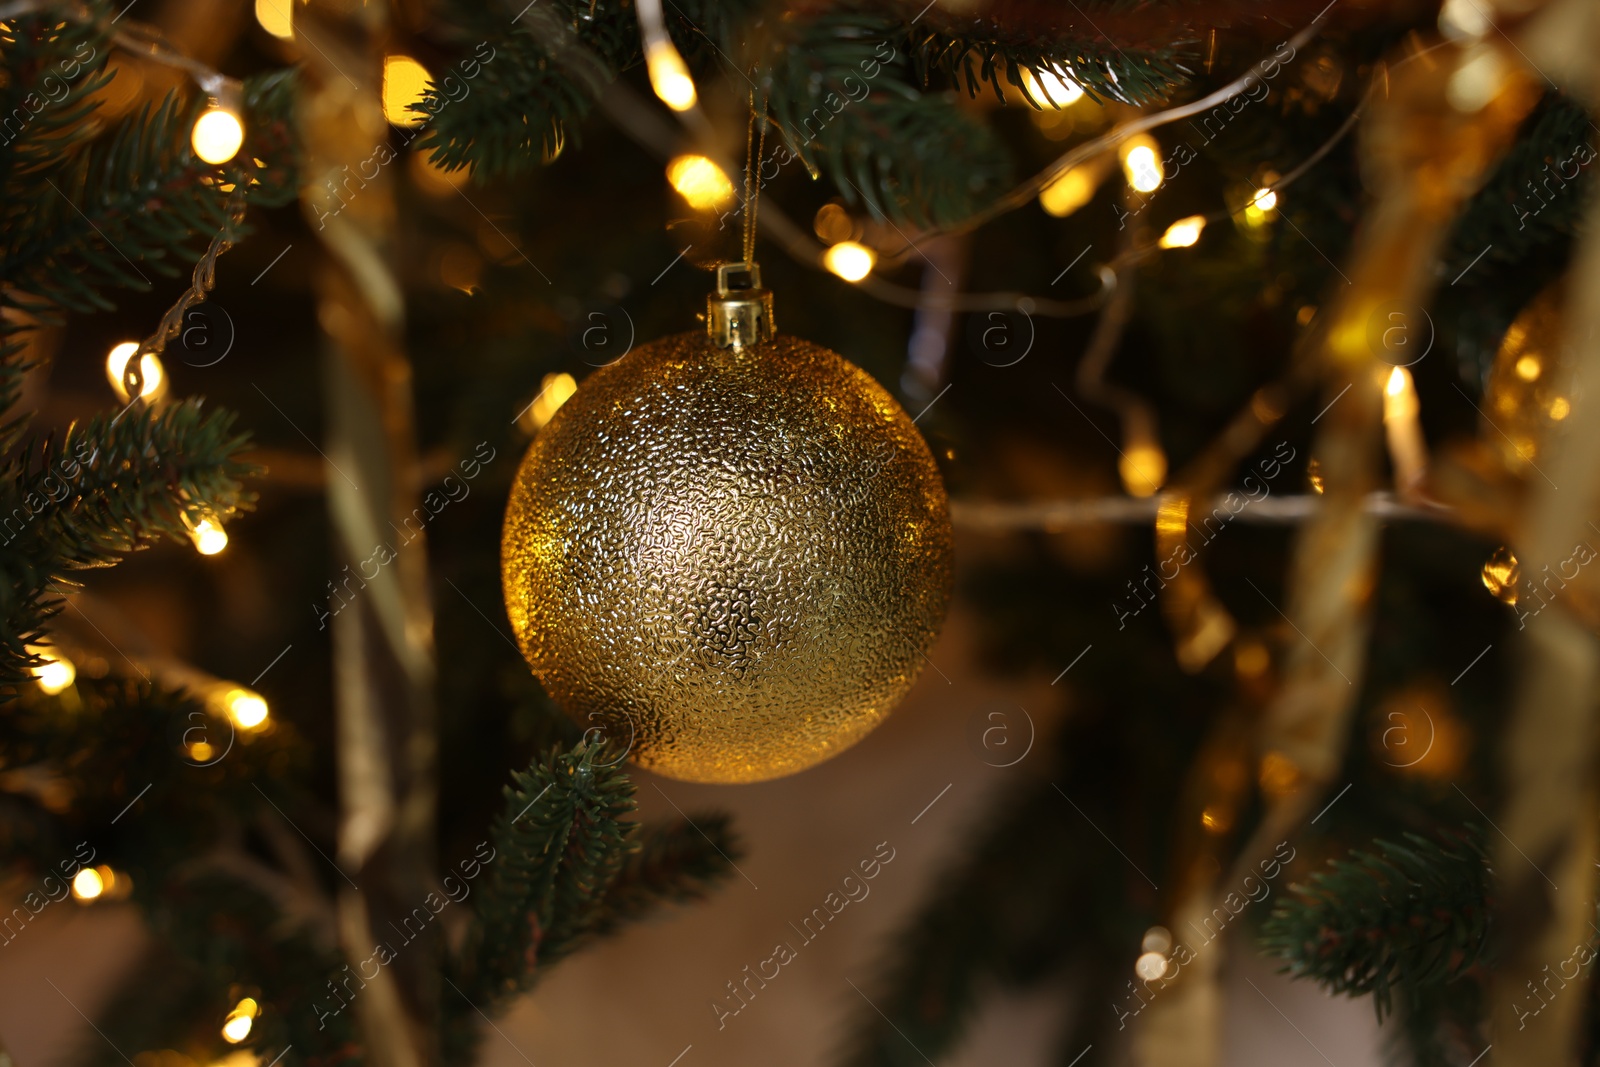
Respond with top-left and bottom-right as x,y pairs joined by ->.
238,67 -> 303,209
4,680 -> 337,1062
443,742 -> 738,1063
2,70 -> 296,313
452,740 -> 637,1003
420,0 -> 1015,225
416,0 -> 636,180
1260,829 -> 1491,1021
2,680 -> 301,874
0,3 -> 115,184
908,21 -> 1187,108
756,9 -> 1013,228
78,875 -> 353,1067
0,399 -> 257,686
2,93 -> 232,310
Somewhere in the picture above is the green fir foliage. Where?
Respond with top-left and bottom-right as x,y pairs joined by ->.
0,400 -> 258,687
909,21 -> 1183,108
0,9 -> 287,688
758,9 -> 1012,229
1261,830 -> 1491,1021
441,742 -> 737,1062
454,740 -> 637,1001
418,0 -> 1187,226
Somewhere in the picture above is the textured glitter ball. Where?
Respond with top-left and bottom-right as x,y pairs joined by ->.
501,330 -> 953,783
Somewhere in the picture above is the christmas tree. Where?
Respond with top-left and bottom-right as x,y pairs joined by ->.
2,0 -> 1597,1065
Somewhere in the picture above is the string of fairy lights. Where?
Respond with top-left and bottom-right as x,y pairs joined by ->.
28,1 -> 1385,696
15,4 -> 275,843
633,12 -> 1352,506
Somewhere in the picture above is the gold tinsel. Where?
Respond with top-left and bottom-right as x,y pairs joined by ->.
502,330 -> 953,783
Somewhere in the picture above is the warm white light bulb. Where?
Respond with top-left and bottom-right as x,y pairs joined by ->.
72,867 -> 104,900
647,39 -> 697,111
1243,186 -> 1279,227
105,342 -> 166,402
190,518 -> 229,556
521,372 -> 579,433
1119,442 -> 1168,498
823,241 -> 875,282
1159,215 -> 1206,249
225,687 -> 269,730
646,39 -> 697,111
1122,143 -> 1163,193
221,1014 -> 253,1043
223,998 -> 260,1044
192,107 -> 245,165
1024,66 -> 1084,108
1135,951 -> 1169,981
665,154 -> 734,210
254,0 -> 292,39
29,646 -> 75,695
383,55 -> 432,128
1039,167 -> 1098,217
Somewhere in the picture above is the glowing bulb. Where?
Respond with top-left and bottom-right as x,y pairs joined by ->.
190,518 -> 229,556
1159,215 -> 1206,249
105,342 -> 166,402
222,998 -> 258,1044
1120,138 -> 1162,193
1515,354 -> 1542,381
1383,366 -> 1425,492
72,867 -> 104,900
823,241 -> 875,282
1550,396 -> 1571,420
1119,443 -> 1167,498
224,688 -> 269,730
1447,45 -> 1506,113
1243,187 -> 1278,226
192,107 -> 244,164
1039,167 -> 1098,217
190,740 -> 215,762
1439,0 -> 1492,39
28,646 -> 75,694
520,372 -> 579,433
1482,546 -> 1520,604
254,0 -> 292,39
1141,926 -> 1172,954
1235,640 -> 1270,678
1135,951 -> 1169,981
646,39 -> 697,111
1023,66 -> 1084,108
383,55 -> 432,128
666,154 -> 734,210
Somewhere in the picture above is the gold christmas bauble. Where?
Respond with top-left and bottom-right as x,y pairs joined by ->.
502,267 -> 953,783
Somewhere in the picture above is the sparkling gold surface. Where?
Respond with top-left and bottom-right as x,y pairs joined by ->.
502,331 -> 953,783
1483,280 -> 1568,473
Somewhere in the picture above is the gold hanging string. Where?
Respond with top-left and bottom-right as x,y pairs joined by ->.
742,89 -> 767,265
